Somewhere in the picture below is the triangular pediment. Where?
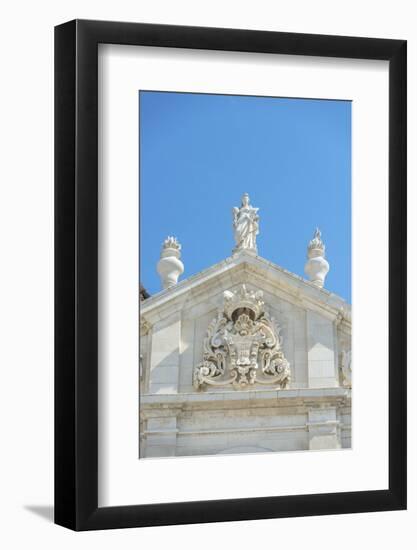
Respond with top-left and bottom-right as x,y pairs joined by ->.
141,251 -> 350,326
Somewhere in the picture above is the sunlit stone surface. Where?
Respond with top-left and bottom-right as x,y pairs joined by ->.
140,200 -> 351,458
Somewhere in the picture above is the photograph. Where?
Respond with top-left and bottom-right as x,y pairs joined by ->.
139,91 -> 352,459
0,0 -> 409,541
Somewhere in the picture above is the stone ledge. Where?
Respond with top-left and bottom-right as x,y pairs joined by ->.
142,420 -> 352,439
141,251 -> 350,320
140,387 -> 351,413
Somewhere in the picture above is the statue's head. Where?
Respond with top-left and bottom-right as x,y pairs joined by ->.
241,193 -> 250,207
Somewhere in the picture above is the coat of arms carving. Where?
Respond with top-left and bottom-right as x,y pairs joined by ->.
193,285 -> 291,390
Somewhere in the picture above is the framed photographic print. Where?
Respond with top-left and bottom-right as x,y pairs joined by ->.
55,20 -> 406,530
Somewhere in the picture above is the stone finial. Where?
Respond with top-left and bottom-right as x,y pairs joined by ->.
304,228 -> 329,288
157,236 -> 184,289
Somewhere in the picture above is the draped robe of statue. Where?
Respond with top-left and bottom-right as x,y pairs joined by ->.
233,194 -> 259,253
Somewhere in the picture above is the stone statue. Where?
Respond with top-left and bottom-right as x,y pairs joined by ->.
232,193 -> 259,254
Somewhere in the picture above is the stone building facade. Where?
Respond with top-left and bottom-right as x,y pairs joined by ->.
139,195 -> 351,458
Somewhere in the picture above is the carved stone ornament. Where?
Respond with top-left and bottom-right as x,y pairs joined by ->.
140,317 -> 152,335
157,236 -> 184,289
304,227 -> 329,288
232,193 -> 259,254
193,285 -> 291,390
340,349 -> 352,388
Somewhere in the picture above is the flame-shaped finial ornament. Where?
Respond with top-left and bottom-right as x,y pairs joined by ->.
304,228 -> 329,288
157,236 -> 184,289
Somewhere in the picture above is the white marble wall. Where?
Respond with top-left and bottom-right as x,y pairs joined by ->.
176,409 -> 309,456
140,279 -> 351,458
148,312 -> 181,394
306,310 -> 338,388
141,284 -> 338,395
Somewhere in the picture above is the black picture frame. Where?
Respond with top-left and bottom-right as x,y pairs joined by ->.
55,19 -> 407,531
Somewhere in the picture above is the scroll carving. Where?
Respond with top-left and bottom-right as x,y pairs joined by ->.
193,285 -> 291,390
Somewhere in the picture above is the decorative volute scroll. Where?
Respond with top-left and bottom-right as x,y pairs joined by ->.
140,317 -> 152,335
337,308 -> 351,388
193,285 -> 291,390
340,349 -> 352,388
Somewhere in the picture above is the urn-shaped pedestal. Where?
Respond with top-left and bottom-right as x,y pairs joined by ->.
157,236 -> 184,289
304,228 -> 329,288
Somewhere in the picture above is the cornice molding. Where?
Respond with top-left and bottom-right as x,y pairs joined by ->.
141,252 -> 350,321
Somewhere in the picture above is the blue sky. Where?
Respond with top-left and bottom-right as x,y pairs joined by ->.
140,91 -> 351,302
